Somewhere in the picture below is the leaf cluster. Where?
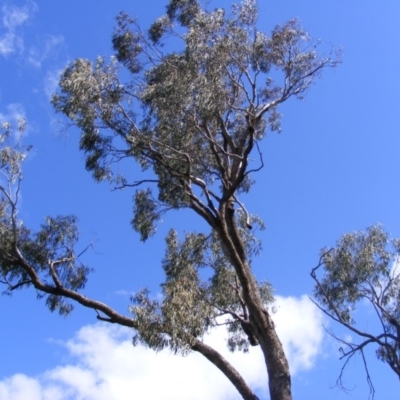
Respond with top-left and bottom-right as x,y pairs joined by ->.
0,123 -> 91,315
52,0 -> 339,240
130,214 -> 272,354
312,225 -> 400,379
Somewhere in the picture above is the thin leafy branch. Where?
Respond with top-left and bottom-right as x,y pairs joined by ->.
311,225 -> 400,396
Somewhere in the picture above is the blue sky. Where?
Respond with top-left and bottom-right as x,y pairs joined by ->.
0,1 -> 399,399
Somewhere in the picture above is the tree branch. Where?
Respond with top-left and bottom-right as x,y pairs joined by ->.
192,339 -> 260,400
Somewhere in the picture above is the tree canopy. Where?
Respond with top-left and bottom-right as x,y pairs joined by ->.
312,225 -> 400,395
0,1 -> 340,399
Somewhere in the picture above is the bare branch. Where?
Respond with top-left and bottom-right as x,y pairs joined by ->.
192,339 -> 260,400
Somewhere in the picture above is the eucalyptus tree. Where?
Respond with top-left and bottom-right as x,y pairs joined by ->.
0,1 -> 339,399
312,225 -> 400,395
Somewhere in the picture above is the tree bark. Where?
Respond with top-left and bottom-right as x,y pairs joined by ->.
216,203 -> 292,400
253,310 -> 291,400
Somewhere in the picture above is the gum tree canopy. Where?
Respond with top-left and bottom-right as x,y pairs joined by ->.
0,1 -> 339,399
312,225 -> 400,394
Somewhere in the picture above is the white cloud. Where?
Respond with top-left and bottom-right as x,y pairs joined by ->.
0,2 -> 63,69
0,374 -> 65,400
0,103 -> 30,146
0,103 -> 26,130
0,31 -> 21,56
44,67 -> 63,99
28,35 -> 64,68
2,4 -> 30,30
0,295 -> 325,400
0,2 -> 37,57
272,295 -> 325,373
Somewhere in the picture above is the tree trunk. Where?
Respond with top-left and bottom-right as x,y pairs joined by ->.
217,203 -> 292,400
253,309 -> 292,400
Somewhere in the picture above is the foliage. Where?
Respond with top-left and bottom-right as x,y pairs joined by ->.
312,225 -> 400,395
0,122 -> 92,315
0,1 -> 340,399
